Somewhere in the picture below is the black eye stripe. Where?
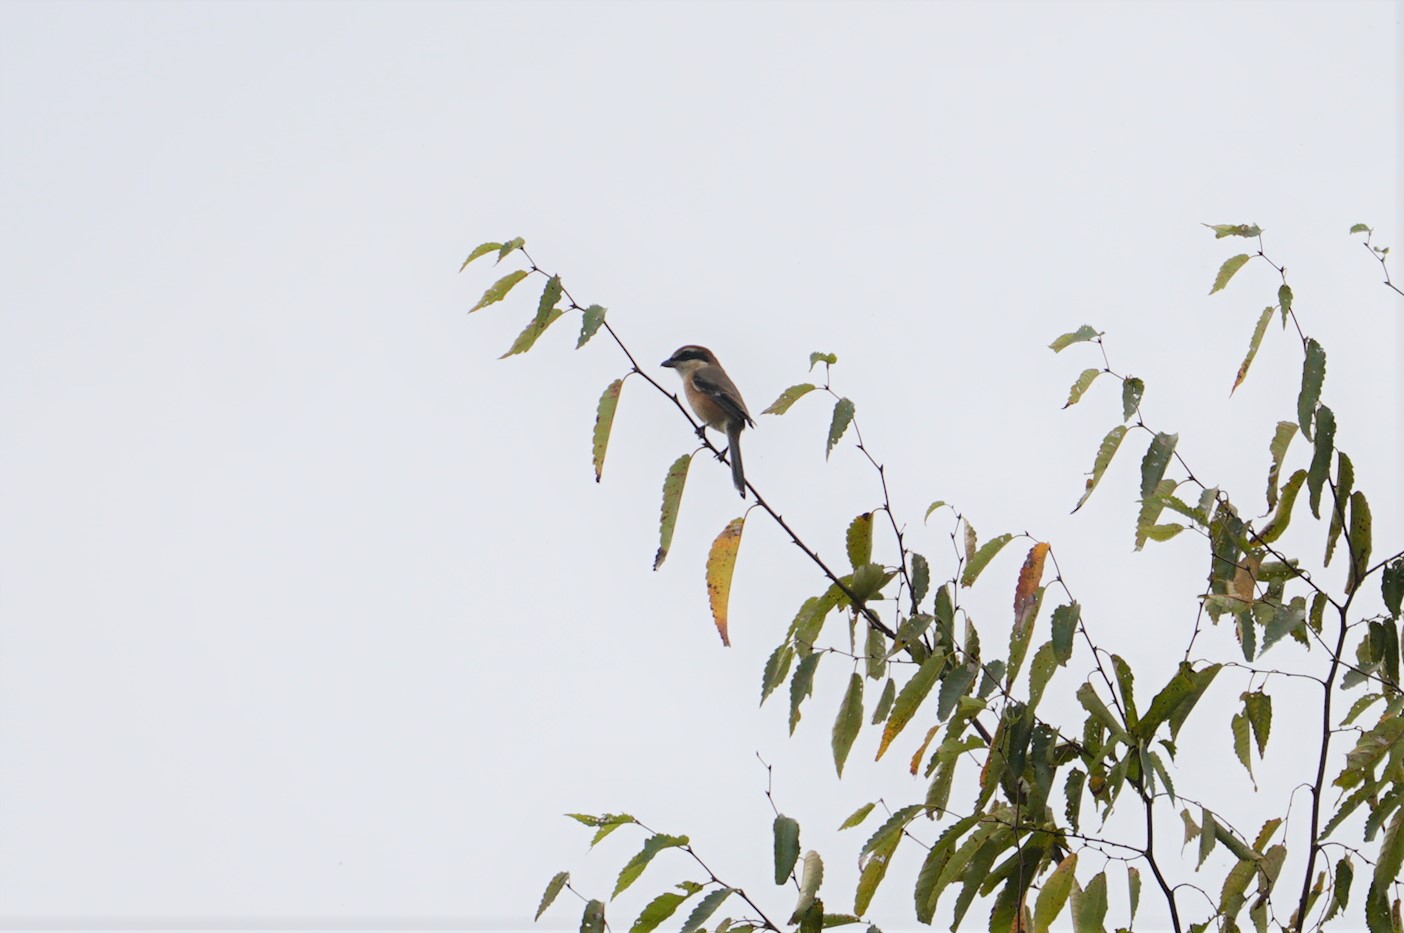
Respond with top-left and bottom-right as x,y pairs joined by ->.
672,349 -> 705,362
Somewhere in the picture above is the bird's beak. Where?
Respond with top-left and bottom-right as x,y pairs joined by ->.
660,358 -> 675,368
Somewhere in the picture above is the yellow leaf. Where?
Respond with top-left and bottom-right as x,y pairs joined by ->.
1014,542 -> 1050,627
908,724 -> 940,776
706,517 -> 746,646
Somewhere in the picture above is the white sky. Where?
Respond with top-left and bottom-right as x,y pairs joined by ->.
1,1 -> 1400,931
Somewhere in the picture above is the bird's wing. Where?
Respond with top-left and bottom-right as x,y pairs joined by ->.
693,367 -> 754,428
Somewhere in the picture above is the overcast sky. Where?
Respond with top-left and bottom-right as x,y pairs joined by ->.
1,1 -> 1400,931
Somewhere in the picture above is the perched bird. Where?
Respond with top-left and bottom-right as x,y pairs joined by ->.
661,345 -> 754,496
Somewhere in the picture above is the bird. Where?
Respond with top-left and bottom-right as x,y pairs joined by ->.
661,345 -> 754,497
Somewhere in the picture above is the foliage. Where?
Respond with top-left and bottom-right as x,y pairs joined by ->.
463,229 -> 1404,933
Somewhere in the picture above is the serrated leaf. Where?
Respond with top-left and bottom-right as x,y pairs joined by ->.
871,675 -> 896,723
774,815 -> 801,884
1064,368 -> 1102,408
469,268 -> 529,313
876,649 -> 946,760
790,653 -> 822,733
809,352 -> 837,370
1244,691 -> 1271,755
680,888 -> 733,933
653,454 -> 692,571
846,513 -> 874,569
848,563 -> 894,602
1231,306 -> 1274,394
1278,284 -> 1293,322
910,724 -> 941,776
1260,469 -> 1307,544
592,379 -> 623,483
613,834 -> 689,899
1121,377 -> 1144,422
1071,872 -> 1108,933
1140,432 -> 1178,498
1325,452 -> 1355,566
496,236 -> 525,261
792,851 -> 824,922
1210,254 -> 1253,294
1074,425 -> 1129,512
460,241 -> 501,270
1346,491 -> 1373,594
827,398 -> 856,459
1076,683 -> 1123,736
1231,710 -> 1255,786
937,662 -> 977,721
860,806 -> 921,859
911,553 -> 931,607
1265,421 -> 1297,509
577,304 -> 607,348
1049,325 -> 1101,352
537,871 -> 570,920
1051,602 -> 1079,665
1028,642 -> 1058,711
1204,223 -> 1263,239
705,517 -> 745,647
1136,662 -> 1197,741
1128,866 -> 1141,923
1111,654 -> 1137,727
581,898 -> 606,933
1298,338 -> 1327,440
1033,853 -> 1078,933
924,501 -> 949,522
839,803 -> 876,830
832,673 -> 865,777
760,643 -> 794,706
854,824 -> 901,915
1373,810 -> 1404,915
1198,809 -> 1219,867
1350,223 -> 1373,234
1014,543 -> 1049,630
631,887 -> 700,933
1383,559 -> 1404,618
1307,405 -> 1335,519
590,813 -> 638,846
763,383 -> 819,415
961,533 -> 1013,587
1169,663 -> 1221,740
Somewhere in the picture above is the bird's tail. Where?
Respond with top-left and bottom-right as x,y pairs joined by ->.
727,423 -> 746,497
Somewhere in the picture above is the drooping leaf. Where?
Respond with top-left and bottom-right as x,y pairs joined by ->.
614,834 -> 689,899
1307,405 -> 1336,519
1140,432 -> 1179,499
496,236 -> 525,261
1265,421 -> 1297,509
589,813 -> 638,847
876,649 -> 946,760
1297,338 -> 1327,440
1027,641 -> 1058,711
763,383 -> 819,416
1121,377 -> 1144,422
961,533 -> 1013,587
1076,683 -> 1123,736
1231,306 -> 1275,394
925,501 -> 949,522
1033,853 -> 1078,933
1049,326 -> 1101,352
1051,602 -> 1079,665
1346,491 -> 1373,594
1372,810 -> 1404,919
826,398 -> 856,459
1278,284 -> 1293,322
1111,654 -> 1138,727
1334,858 -> 1355,914
1198,809 -> 1219,866
592,379 -> 624,482
630,886 -> 702,933
468,268 -> 529,313
653,454 -> 693,570
871,674 -> 896,723
937,661 -> 977,721
705,517 -> 746,647
1260,469 -> 1307,544
1014,543 -> 1049,630
537,871 -> 570,920
911,553 -> 931,608
1231,709 -> 1255,786
1070,871 -> 1108,933
1136,662 -> 1198,741
1244,691 -> 1271,755
761,643 -> 794,705
913,812 -> 983,924
1350,223 -> 1373,235
1383,558 -> 1404,618
853,825 -> 901,915
1210,254 -> 1253,294
1074,425 -> 1129,512
847,513 -> 874,569
1064,368 -> 1102,408
1128,866 -> 1141,923
910,724 -> 940,776
460,241 -> 502,270
1325,452 -> 1355,566
791,851 -> 824,923
840,803 -> 876,830
1204,223 -> 1263,239
679,888 -> 732,933
577,304 -> 607,348
581,899 -> 606,933
789,653 -> 822,735
809,352 -> 838,370
832,673 -> 865,777
774,815 -> 801,884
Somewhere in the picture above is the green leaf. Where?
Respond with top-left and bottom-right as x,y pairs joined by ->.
589,813 -> 639,847
581,899 -> 606,933
1141,522 -> 1186,543
469,268 -> 530,313
577,304 -> 607,348
1198,809 -> 1219,866
826,398 -> 856,459
680,887 -> 732,933
1111,654 -> 1138,727
809,352 -> 837,370
1204,223 -> 1263,239
1260,469 -> 1307,544
496,236 -> 525,261
1346,491 -> 1373,594
1136,662 -> 1197,741
1244,691 -> 1271,755
1325,452 -> 1355,566
1350,223 -> 1373,234
1297,338 -> 1327,440
792,851 -> 824,922
1265,421 -> 1297,509
924,501 -> 949,522
761,643 -> 794,705
853,825 -> 901,915
537,871 -> 570,920
1034,853 -> 1078,933
790,653 -> 822,734
1168,662 -> 1221,740
1128,866 -> 1142,923
848,563 -> 894,602
631,886 -> 701,933
614,834 -> 689,899
1334,858 -> 1354,913
1028,641 -> 1058,711
1140,432 -> 1179,498
1373,809 -> 1404,917
1049,325 -> 1101,352
1065,769 -> 1085,832
859,805 -> 921,859
1307,405 -> 1335,518
937,661 -> 977,720
1064,368 -> 1103,408
913,812 -> 983,924
460,241 -> 501,270
763,383 -> 818,416
653,454 -> 692,571
831,673 -> 864,777
1210,254 -> 1253,294
592,379 -> 624,483
1231,710 -> 1255,786
871,675 -> 896,724
1072,426 -> 1128,513
1231,306 -> 1275,394
960,533 -> 1013,587
1383,558 -> 1404,618
774,815 -> 801,884
1076,683 -> 1123,736
1071,871 -> 1108,933
876,649 -> 946,760
911,553 -> 931,608
1121,377 -> 1144,422
1051,602 -> 1079,664
1278,284 -> 1293,322
839,803 -> 876,830
846,513 -> 874,569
